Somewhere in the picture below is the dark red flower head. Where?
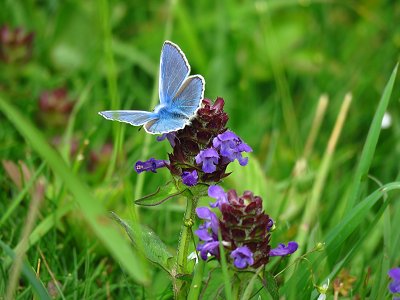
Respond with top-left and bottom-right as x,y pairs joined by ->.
0,25 -> 34,64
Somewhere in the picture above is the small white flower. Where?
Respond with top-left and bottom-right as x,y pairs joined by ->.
381,112 -> 392,129
188,251 -> 199,264
317,279 -> 330,300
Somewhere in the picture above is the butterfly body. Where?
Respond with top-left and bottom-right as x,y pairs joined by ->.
99,41 -> 205,134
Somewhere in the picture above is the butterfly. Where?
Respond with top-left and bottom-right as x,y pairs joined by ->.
98,41 -> 205,134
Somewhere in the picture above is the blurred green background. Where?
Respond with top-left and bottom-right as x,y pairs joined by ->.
1,0 -> 400,298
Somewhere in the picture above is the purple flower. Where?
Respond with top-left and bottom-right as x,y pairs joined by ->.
230,246 -> 254,269
208,185 -> 228,208
269,241 -> 298,257
197,241 -> 220,260
195,148 -> 219,173
212,131 -> 252,166
388,267 -> 400,294
195,207 -> 220,260
134,158 -> 167,174
196,207 -> 219,235
181,170 -> 198,186
157,133 -> 176,147
267,218 -> 274,232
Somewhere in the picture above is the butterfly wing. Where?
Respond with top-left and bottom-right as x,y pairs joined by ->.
159,41 -> 190,105
144,114 -> 188,134
98,110 -> 157,126
171,75 -> 205,117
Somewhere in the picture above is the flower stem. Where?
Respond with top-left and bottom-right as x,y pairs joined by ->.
174,192 -> 199,298
177,192 -> 198,274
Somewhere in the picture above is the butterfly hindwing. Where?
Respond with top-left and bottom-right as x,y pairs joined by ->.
144,114 -> 187,134
98,110 -> 157,126
159,41 -> 190,105
172,75 -> 205,117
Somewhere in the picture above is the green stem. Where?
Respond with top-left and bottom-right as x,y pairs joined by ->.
187,259 -> 205,300
177,193 -> 198,274
174,193 -> 199,298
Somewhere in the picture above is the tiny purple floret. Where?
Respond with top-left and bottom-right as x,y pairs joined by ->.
269,241 -> 298,257
267,218 -> 274,232
156,133 -> 176,147
197,241 -> 220,260
134,158 -> 167,174
230,246 -> 254,269
388,267 -> 400,294
181,170 -> 198,186
213,130 -> 252,166
195,207 -> 220,260
195,148 -> 219,173
208,185 -> 228,208
196,207 -> 219,235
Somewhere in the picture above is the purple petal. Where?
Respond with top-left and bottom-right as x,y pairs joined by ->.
267,219 -> 274,232
389,268 -> 400,281
181,170 -> 198,186
269,241 -> 298,257
195,148 -> 220,173
202,148 -> 220,158
195,228 -> 213,242
134,158 -> 167,174
237,142 -> 252,153
216,131 -> 238,141
237,156 -> 249,166
202,159 -> 217,173
208,185 -> 228,208
157,133 -> 176,147
230,246 -> 254,269
196,207 -> 213,219
198,241 -> 220,260
196,207 -> 219,234
389,281 -> 400,293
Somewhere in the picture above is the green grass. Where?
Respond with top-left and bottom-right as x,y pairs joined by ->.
1,0 -> 400,299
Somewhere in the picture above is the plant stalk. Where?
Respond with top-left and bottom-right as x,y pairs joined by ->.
174,192 -> 199,298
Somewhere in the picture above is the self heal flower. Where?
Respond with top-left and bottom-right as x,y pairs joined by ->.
208,185 -> 228,208
181,170 -> 198,186
157,133 -> 176,147
195,148 -> 219,173
269,241 -> 298,257
196,207 -> 219,235
0,25 -> 34,63
213,130 -> 252,166
134,158 -> 167,174
197,241 -> 220,260
230,246 -> 254,269
167,98 -> 230,183
388,267 -> 400,294
195,207 -> 220,260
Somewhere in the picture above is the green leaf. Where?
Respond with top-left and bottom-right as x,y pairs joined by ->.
0,96 -> 149,284
200,268 -> 225,299
134,181 -> 186,206
0,240 -> 51,300
345,63 -> 398,210
263,271 -> 279,300
110,212 -> 173,273
284,181 -> 400,298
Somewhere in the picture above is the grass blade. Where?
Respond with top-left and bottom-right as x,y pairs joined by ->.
0,96 -> 149,284
345,63 -> 398,210
0,240 -> 51,300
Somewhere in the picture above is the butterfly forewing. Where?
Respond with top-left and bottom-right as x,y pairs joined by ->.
159,41 -> 190,105
99,110 -> 156,126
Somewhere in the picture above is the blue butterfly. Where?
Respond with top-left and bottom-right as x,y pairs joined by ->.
98,41 -> 205,134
